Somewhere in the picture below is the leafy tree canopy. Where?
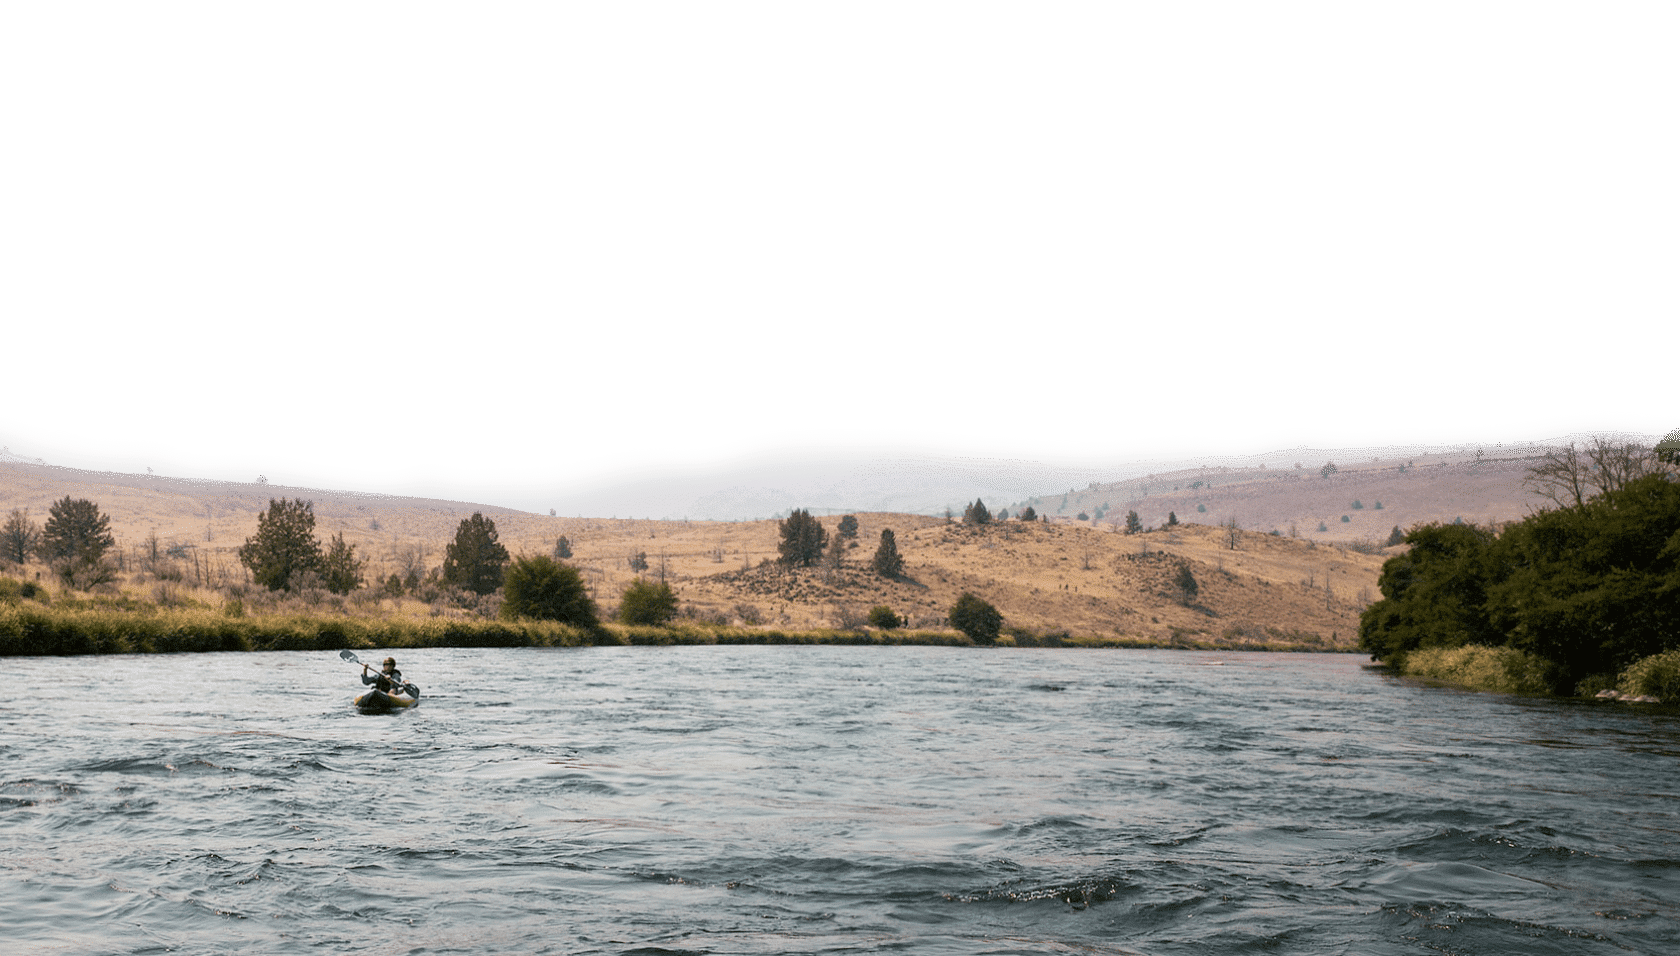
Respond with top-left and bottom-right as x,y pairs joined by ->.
320,532 -> 365,596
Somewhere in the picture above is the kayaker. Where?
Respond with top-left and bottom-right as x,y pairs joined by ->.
362,656 -> 405,694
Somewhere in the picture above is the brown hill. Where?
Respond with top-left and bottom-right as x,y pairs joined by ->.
2,451 -> 1551,649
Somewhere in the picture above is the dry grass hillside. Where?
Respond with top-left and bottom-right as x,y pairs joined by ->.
3,453 -> 1547,649
1020,450 -> 1543,544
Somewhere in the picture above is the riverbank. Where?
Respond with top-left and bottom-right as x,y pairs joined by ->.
1,576 -> 1348,655
1390,644 -> 1680,705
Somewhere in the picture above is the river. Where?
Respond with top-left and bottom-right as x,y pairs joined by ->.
3,646 -> 1676,954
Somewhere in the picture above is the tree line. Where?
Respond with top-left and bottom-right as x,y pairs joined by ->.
1358,438 -> 1680,694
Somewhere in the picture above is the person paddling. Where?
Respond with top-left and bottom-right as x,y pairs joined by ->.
362,656 -> 406,695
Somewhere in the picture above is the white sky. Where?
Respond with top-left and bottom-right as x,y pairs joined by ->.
0,408 -> 1673,514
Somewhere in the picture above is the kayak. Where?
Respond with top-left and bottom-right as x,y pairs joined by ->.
354,687 -> 421,714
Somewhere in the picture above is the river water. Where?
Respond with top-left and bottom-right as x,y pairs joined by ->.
3,646 -> 1677,955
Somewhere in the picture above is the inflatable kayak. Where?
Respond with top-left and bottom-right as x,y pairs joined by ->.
354,687 -> 420,714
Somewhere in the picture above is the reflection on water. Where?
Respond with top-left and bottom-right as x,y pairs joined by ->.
2,647 -> 1677,954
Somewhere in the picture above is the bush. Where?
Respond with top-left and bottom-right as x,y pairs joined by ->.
867,606 -> 902,629
502,554 -> 598,626
1617,649 -> 1680,702
777,509 -> 827,567
948,592 -> 1002,644
320,532 -> 365,596
1400,645 -> 1557,696
619,578 -> 677,625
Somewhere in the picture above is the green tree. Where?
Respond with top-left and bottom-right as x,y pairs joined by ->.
1357,522 -> 1499,667
948,592 -> 1002,644
619,577 -> 678,625
963,499 -> 992,526
867,605 -> 902,629
1174,564 -> 1199,605
320,532 -> 365,595
778,508 -> 827,567
836,514 -> 859,540
871,528 -> 904,578
553,535 -> 573,559
1321,462 -> 1338,479
40,497 -> 115,567
443,512 -> 510,595
1125,510 -> 1143,534
502,554 -> 598,625
2,509 -> 40,565
1019,506 -> 1037,522
239,498 -> 323,592
1165,511 -> 1178,527
1385,525 -> 1406,547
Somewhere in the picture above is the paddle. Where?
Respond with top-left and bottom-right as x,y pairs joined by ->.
339,649 -> 420,698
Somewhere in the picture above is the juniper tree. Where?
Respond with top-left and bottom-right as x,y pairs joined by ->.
443,512 -> 510,595
40,497 -> 115,567
836,514 -> 859,540
871,528 -> 904,578
777,508 -> 827,567
553,535 -> 573,559
320,532 -> 365,595
619,577 -> 678,625
962,499 -> 992,525
239,498 -> 323,592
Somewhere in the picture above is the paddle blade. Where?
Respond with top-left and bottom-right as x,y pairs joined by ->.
340,650 -> 359,664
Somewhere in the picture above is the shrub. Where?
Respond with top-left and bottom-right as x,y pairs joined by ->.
320,532 -> 365,596
1018,506 -> 1037,522
867,606 -> 902,629
1197,504 -> 1207,513
1617,650 -> 1680,702
502,554 -> 598,626
40,497 -> 115,567
619,578 -> 677,625
1341,515 -> 1351,523
963,500 -> 992,526
836,515 -> 859,540
948,592 -> 1002,644
1400,645 -> 1556,696
1351,500 -> 1364,510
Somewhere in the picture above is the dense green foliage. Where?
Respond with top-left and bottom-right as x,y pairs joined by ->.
239,498 -> 323,592
836,514 -> 859,540
963,499 -> 992,525
502,554 -> 598,626
948,592 -> 1002,644
553,535 -> 573,560
1360,473 -> 1680,692
1018,506 -> 1037,522
871,528 -> 903,578
867,605 -> 901,629
777,509 -> 827,567
443,512 -> 510,595
1126,510 -> 1143,534
618,577 -> 678,625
